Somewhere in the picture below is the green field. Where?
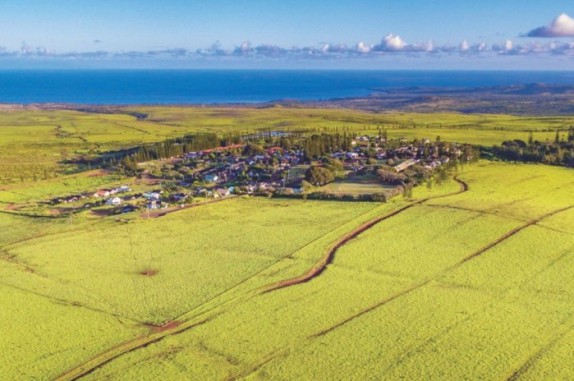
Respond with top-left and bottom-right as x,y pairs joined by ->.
1,106 -> 573,380
72,162 -> 573,381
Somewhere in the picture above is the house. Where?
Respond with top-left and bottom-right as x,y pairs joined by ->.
204,174 -> 219,183
394,159 -> 419,172
215,188 -> 231,198
143,192 -> 161,201
172,193 -> 189,202
106,197 -> 123,206
93,190 -> 110,198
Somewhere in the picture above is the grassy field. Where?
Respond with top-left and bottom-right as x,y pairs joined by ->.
1,105 -> 574,380
319,174 -> 394,195
56,162 -> 570,381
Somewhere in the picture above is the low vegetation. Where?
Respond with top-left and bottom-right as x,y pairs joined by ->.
1,105 -> 573,380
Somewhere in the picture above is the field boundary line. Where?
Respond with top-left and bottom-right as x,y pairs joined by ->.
0,281 -> 146,325
53,314 -> 220,381
309,204 -> 574,338
507,320 -> 574,381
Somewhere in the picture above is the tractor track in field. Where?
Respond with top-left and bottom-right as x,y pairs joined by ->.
506,320 -> 574,381
261,177 -> 469,293
0,281 -> 146,326
54,316 -> 217,381
310,204 -> 574,338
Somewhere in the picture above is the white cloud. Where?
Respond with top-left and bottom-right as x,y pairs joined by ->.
504,40 -> 513,51
355,41 -> 371,53
8,34 -> 574,65
379,34 -> 406,51
527,13 -> 574,37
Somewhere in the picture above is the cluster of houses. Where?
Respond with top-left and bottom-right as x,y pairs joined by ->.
45,134 -> 468,214
50,185 -> 132,205
181,146 -> 305,195
332,135 -> 461,173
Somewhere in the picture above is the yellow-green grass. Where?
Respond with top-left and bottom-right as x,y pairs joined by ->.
71,163 -> 574,381
0,170 -> 128,204
428,161 -> 574,221
3,198 -> 383,325
318,175 -> 395,195
1,174 -> 463,380
0,283 -> 147,380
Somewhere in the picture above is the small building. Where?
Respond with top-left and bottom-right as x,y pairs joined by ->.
215,188 -> 231,198
204,174 -> 219,183
106,197 -> 123,206
93,190 -> 110,198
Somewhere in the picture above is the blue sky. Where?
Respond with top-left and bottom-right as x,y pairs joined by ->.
3,0 -> 574,69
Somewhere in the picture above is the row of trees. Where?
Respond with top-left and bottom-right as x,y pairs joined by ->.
490,129 -> 574,167
300,133 -> 355,160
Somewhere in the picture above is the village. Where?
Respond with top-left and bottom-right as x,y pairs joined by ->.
46,134 -> 473,215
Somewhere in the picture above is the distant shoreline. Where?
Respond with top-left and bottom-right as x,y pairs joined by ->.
3,82 -> 574,116
0,70 -> 574,109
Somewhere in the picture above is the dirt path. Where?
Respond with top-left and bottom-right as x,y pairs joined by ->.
261,177 -> 469,293
54,316 -> 216,381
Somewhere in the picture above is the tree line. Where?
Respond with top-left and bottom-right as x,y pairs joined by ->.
488,128 -> 574,167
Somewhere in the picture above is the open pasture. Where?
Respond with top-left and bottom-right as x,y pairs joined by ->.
1,104 -> 573,380
319,174 -> 394,195
56,162 -> 573,381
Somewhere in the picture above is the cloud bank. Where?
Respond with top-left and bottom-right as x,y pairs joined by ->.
527,13 -> 574,37
4,30 -> 574,68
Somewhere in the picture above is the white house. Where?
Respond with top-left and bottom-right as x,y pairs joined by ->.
204,174 -> 219,183
106,197 -> 123,206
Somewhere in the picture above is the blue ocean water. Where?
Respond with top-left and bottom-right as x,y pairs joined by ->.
1,70 -> 574,105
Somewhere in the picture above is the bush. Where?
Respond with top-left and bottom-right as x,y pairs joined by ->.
376,169 -> 407,185
305,166 -> 335,186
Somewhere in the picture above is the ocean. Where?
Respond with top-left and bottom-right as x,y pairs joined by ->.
1,70 -> 574,105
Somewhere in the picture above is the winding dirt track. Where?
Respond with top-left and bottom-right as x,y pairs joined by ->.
261,177 -> 469,293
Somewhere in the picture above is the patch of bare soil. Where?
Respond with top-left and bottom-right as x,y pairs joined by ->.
139,269 -> 158,277
147,320 -> 182,333
87,169 -> 109,177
